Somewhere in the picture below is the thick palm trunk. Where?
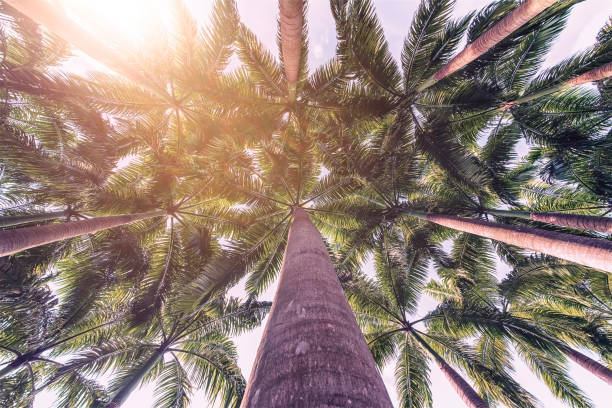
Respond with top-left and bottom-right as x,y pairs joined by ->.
498,61 -> 612,109
419,0 -> 557,90
0,210 -> 67,228
104,348 -> 165,408
404,211 -> 612,273
4,0 -> 163,97
0,210 -> 165,257
279,0 -> 303,101
413,331 -> 488,408
563,347 -> 612,385
487,209 -> 612,233
241,207 -> 392,407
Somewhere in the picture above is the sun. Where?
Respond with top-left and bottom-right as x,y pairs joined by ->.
57,0 -> 173,47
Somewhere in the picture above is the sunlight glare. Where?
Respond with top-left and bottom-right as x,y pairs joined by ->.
58,0 -> 173,47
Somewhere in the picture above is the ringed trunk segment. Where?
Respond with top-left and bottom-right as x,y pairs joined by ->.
488,209 -> 612,234
279,0 -> 304,101
404,211 -> 612,273
241,207 -> 392,407
418,0 -> 557,91
0,210 -> 165,257
563,347 -> 612,385
0,210 -> 68,228
4,0 -> 165,98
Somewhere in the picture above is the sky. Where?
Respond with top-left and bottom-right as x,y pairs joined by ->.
31,0 -> 612,407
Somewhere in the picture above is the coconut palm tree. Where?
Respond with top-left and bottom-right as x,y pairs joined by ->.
425,237 -> 611,405
418,0 -> 558,90
343,230 -> 536,408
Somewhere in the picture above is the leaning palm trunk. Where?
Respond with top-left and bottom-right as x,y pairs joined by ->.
4,0 -> 163,97
279,0 -> 303,101
0,210 -> 67,228
241,207 -> 392,407
0,210 -> 165,257
562,346 -> 612,385
404,211 -> 612,273
487,209 -> 612,233
418,0 -> 557,91
104,348 -> 165,408
413,331 -> 488,408
498,61 -> 612,109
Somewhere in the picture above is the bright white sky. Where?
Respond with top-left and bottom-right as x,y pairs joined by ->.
33,1 -> 612,407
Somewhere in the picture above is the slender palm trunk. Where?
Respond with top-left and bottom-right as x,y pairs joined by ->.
562,346 -> 612,385
4,0 -> 163,97
418,0 -> 557,90
487,209 -> 612,233
0,210 -> 165,257
241,207 -> 392,407
498,61 -> 612,109
403,211 -> 612,273
0,210 -> 67,228
104,348 -> 165,408
279,0 -> 303,101
0,354 -> 30,378
412,331 -> 488,408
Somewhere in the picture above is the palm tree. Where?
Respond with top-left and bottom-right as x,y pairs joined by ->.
343,231 -> 536,408
26,297 -> 269,408
426,237 -> 611,405
0,210 -> 166,257
419,0 -> 558,91
241,207 -> 393,407
3,0 -> 165,97
402,210 -> 612,273
0,210 -> 70,228
486,208 -> 612,233
279,0 -> 304,101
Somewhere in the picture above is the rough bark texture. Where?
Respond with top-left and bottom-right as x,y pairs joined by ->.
241,208 -> 392,408
432,0 -> 556,82
567,61 -> 612,86
563,347 -> 612,385
436,360 -> 489,408
0,211 -> 67,228
4,0 -> 154,92
0,211 -> 164,257
425,214 -> 612,273
529,212 -> 612,234
279,0 -> 303,87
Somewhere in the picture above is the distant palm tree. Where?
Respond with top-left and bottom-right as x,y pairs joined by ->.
419,0 -> 558,90
344,231 -> 535,407
279,0 -> 304,101
0,210 -> 166,257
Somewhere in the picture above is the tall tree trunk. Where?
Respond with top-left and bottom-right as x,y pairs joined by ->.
418,0 -> 557,91
279,0 -> 303,101
4,0 -> 165,98
498,61 -> 612,109
241,207 -> 392,407
563,346 -> 612,385
403,211 -> 612,273
104,348 -> 165,408
0,210 -> 165,257
487,209 -> 612,233
0,210 -> 68,228
412,331 -> 489,408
